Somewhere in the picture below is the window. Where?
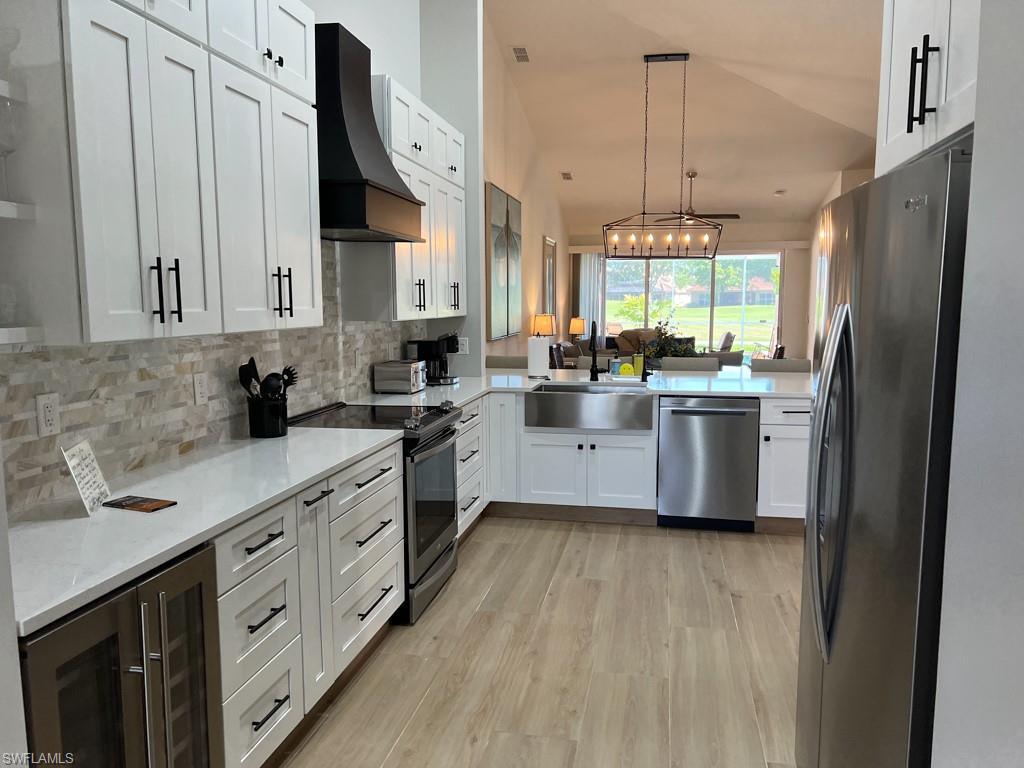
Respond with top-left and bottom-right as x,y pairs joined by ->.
603,252 -> 782,355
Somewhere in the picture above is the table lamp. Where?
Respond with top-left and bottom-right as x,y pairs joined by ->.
568,316 -> 585,342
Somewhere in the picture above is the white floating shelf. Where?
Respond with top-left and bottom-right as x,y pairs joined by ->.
0,200 -> 35,220
0,79 -> 26,103
0,327 -> 42,344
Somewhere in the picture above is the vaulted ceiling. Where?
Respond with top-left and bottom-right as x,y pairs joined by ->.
485,0 -> 882,236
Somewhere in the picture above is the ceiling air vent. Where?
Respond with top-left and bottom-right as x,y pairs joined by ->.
560,171 -> 574,181
512,46 -> 530,63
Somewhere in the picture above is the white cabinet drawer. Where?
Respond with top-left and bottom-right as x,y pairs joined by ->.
456,397 -> 484,433
329,478 -> 404,600
223,635 -> 304,768
456,423 -> 484,486
328,442 -> 403,521
332,540 -> 404,672
216,499 -> 298,594
457,469 -> 485,536
218,547 -> 301,699
760,398 -> 812,426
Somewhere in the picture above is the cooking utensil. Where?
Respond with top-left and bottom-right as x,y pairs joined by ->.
248,380 -> 262,399
245,357 -> 260,390
261,372 -> 285,400
239,363 -> 259,399
282,365 -> 299,392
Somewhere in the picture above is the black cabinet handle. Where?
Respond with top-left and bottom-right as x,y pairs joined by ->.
251,695 -> 289,732
169,257 -> 183,323
411,142 -> 423,152
303,488 -> 335,507
244,530 -> 284,555
415,279 -> 427,311
284,267 -> 294,317
460,496 -> 480,513
272,267 -> 283,317
247,604 -> 285,634
577,443 -> 583,450
355,467 -> 391,489
459,412 -> 478,425
358,585 -> 394,621
151,256 -> 166,324
276,55 -> 285,67
455,281 -> 460,310
764,435 -> 771,442
264,48 -> 273,60
907,34 -> 940,133
590,444 -> 596,450
356,519 -> 393,548
459,449 -> 480,463
449,164 -> 457,173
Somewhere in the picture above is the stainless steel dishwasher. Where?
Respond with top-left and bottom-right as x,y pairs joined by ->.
657,396 -> 760,531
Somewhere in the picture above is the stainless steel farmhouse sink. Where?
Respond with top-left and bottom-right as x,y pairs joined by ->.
525,383 -> 654,430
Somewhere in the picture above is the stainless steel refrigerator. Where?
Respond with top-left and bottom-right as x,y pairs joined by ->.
796,143 -> 972,767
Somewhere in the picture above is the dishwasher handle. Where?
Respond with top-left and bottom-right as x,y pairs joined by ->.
666,407 -> 752,417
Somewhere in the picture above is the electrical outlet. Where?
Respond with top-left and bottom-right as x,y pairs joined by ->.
457,337 -> 470,355
193,372 -> 209,406
387,342 -> 400,361
36,393 -> 60,437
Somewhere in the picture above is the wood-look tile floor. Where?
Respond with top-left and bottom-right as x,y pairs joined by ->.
283,517 -> 803,768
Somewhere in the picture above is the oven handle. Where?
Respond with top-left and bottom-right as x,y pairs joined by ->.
409,426 -> 459,462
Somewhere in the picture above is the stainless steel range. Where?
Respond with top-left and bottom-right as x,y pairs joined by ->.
290,402 -> 461,623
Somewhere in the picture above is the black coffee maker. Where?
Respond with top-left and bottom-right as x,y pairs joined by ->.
406,332 -> 460,386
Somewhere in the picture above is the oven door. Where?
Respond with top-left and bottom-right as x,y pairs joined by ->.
406,426 -> 459,583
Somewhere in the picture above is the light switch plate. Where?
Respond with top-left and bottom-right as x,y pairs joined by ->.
457,337 -> 470,355
36,393 -> 60,437
387,342 -> 400,361
193,372 -> 209,406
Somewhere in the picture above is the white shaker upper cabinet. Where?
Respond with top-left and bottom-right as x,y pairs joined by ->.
268,0 -> 316,103
434,179 -> 466,318
208,0 -> 272,78
391,154 -> 435,321
145,0 -> 208,43
67,0 -> 161,342
210,58 -> 280,333
147,23 -> 222,337
271,88 -> 321,329
388,79 -> 431,169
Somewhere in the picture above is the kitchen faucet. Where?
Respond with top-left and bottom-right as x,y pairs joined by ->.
589,320 -> 599,382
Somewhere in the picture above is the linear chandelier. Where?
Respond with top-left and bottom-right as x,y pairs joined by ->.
603,53 -> 723,260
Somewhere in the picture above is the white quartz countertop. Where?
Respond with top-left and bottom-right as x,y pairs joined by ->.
9,427 -> 403,636
347,367 -> 812,407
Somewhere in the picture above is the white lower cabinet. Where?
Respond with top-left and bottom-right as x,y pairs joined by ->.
519,431 -> 657,509
455,423 -> 484,486
519,432 -> 589,506
487,393 -> 519,502
757,424 -> 811,519
223,635 -> 304,768
217,547 -> 301,699
332,540 -> 405,672
328,478 -> 404,600
457,469 -> 486,535
296,482 -> 334,711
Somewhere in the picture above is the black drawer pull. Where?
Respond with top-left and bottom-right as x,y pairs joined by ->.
276,55 -> 285,67
449,164 -> 457,173
460,496 -> 480,513
251,695 -> 289,732
781,410 -> 810,415
356,519 -> 393,548
459,449 -> 480,464
264,48 -> 273,60
150,256 -> 166,324
355,467 -> 391,489
247,604 -> 285,634
244,530 -> 284,556
303,488 -> 335,507
459,412 -> 479,425
358,585 -> 394,621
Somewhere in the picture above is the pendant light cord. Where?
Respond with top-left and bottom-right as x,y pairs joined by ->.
641,60 -> 650,215
678,59 -> 688,215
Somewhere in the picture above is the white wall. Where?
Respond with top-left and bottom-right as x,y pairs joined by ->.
931,2 -> 1024,765
0,471 -> 26,753
482,17 -> 571,354
304,0 -> 421,95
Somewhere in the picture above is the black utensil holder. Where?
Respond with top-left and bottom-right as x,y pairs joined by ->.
248,398 -> 288,438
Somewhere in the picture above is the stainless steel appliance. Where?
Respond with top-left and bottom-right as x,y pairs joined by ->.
406,332 -> 460,386
373,360 -> 427,394
20,546 -> 223,767
289,402 -> 461,624
525,383 -> 653,431
797,144 -> 971,767
656,396 -> 760,531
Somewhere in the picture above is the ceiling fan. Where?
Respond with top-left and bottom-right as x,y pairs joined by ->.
656,171 -> 741,222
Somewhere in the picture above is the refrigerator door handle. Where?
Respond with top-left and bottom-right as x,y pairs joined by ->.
807,303 -> 851,662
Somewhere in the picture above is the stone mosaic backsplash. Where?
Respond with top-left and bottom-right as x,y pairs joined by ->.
0,243 -> 425,521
